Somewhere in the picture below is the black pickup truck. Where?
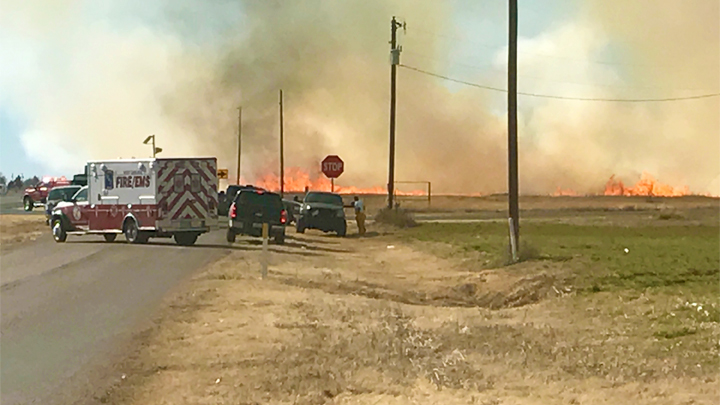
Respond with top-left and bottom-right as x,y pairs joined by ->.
226,189 -> 287,244
218,184 -> 266,216
296,191 -> 347,236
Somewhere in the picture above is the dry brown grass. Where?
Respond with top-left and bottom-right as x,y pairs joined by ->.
0,214 -> 47,248
101,220 -> 719,405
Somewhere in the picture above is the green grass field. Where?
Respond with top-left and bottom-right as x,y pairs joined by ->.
400,220 -> 720,375
403,222 -> 718,293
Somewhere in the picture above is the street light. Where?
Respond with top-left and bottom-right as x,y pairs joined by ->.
143,135 -> 162,157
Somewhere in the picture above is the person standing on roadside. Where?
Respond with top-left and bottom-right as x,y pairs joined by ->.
353,196 -> 366,236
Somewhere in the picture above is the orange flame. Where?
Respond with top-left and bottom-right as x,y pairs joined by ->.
245,167 -> 425,196
553,172 -> 692,197
604,172 -> 689,197
247,169 -> 697,197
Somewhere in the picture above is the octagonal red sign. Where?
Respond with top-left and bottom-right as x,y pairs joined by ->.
321,155 -> 344,179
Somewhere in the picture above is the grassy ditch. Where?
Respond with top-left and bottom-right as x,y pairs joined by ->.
400,221 -> 720,375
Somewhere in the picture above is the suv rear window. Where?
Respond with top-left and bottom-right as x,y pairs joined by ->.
236,191 -> 283,209
305,192 -> 343,206
226,186 -> 242,198
48,187 -> 81,201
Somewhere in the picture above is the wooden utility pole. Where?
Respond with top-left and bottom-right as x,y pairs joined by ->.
279,90 -> 285,197
236,107 -> 242,184
508,0 -> 520,260
388,16 -> 402,209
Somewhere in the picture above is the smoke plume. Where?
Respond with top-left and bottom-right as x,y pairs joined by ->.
2,0 -> 718,195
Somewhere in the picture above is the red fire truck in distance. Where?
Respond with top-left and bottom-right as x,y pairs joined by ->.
23,176 -> 71,211
49,158 -> 218,246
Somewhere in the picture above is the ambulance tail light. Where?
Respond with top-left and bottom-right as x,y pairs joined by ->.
159,201 -> 168,218
230,203 -> 237,219
280,209 -> 287,225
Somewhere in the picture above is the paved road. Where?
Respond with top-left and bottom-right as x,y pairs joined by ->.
0,231 -> 230,404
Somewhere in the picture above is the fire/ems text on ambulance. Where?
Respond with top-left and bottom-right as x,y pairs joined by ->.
49,158 -> 218,246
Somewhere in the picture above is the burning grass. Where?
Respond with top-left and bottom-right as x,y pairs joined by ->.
245,168 -> 706,198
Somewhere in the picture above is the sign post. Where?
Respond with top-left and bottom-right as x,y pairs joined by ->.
321,155 -> 344,192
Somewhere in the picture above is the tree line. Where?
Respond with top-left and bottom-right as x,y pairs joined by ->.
0,173 -> 42,193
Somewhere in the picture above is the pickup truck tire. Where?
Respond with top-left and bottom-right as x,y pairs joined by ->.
226,229 -> 236,243
23,197 -> 33,212
274,232 -> 285,245
337,221 -> 347,237
103,234 -> 117,242
174,233 -> 198,246
52,218 -> 67,242
296,219 -> 305,234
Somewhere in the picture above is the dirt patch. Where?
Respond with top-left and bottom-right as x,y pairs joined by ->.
259,236 -> 567,309
0,214 -> 47,248
278,271 -> 560,309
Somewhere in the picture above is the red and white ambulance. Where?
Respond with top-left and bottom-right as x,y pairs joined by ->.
49,158 -> 218,246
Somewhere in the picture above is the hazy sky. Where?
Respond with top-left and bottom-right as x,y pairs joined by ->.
0,0 -> 569,178
1,0 -> 717,194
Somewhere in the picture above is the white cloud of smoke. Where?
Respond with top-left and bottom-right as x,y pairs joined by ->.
1,0 -> 717,194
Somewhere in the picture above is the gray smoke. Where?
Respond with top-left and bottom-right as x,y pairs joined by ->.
3,0 -> 718,194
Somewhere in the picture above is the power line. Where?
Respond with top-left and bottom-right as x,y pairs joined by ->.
401,64 -> 506,92
400,64 -> 720,102
403,50 -> 710,92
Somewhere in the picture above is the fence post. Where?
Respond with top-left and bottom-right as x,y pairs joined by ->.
427,182 -> 431,207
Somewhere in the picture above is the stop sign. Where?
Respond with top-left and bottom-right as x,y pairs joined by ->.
321,155 -> 344,179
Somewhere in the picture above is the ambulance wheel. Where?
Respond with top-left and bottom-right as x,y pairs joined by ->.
174,233 -> 198,246
52,219 -> 67,243
103,234 -> 117,242
226,229 -> 236,243
24,197 -> 34,212
124,220 -> 146,244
